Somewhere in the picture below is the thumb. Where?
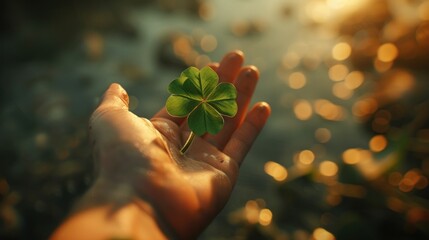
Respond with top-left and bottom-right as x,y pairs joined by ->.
97,83 -> 129,111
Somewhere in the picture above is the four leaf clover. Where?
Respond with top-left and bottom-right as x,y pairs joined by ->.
166,66 -> 238,153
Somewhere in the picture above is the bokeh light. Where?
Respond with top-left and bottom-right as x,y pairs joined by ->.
287,72 -> 307,89
259,208 -> 273,226
352,98 -> 378,118
319,161 -> 339,177
313,227 -> 335,240
314,99 -> 345,121
298,150 -> 315,165
342,148 -> 372,165
332,42 -> 352,61
332,82 -> 353,100
369,135 -> 387,152
3,1 -> 429,239
344,71 -> 364,89
328,64 -> 349,81
264,161 -> 288,182
377,43 -> 399,62
245,200 -> 260,224
294,100 -> 313,120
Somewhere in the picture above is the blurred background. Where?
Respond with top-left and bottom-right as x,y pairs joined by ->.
1,0 -> 429,239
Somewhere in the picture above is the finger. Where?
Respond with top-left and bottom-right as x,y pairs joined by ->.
207,62 -> 219,71
223,102 -> 271,166
217,50 -> 244,83
152,107 -> 185,126
96,83 -> 129,111
204,66 -> 259,149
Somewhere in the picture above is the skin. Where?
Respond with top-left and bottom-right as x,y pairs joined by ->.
51,51 -> 271,240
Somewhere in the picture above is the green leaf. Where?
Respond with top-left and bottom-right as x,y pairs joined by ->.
168,75 -> 188,96
165,66 -> 237,136
207,83 -> 238,117
166,95 -> 199,117
188,103 -> 224,135
199,66 -> 218,98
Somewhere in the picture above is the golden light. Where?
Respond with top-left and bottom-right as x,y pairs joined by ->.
344,71 -> 364,89
313,227 -> 335,240
342,148 -> 361,165
326,0 -> 346,10
418,1 -> 429,21
319,161 -> 338,177
259,208 -> 273,226
305,1 -> 330,23
342,148 -> 372,165
332,42 -> 352,61
304,0 -> 371,27
288,72 -> 307,89
264,161 -> 288,182
299,150 -> 315,165
374,58 -> 393,72
245,200 -> 260,224
294,100 -> 313,120
200,35 -> 217,52
352,98 -> 378,117
315,128 -> 332,143
328,64 -> 349,81
314,99 -> 345,121
377,43 -> 398,62
369,135 -> 388,152
332,82 -> 353,100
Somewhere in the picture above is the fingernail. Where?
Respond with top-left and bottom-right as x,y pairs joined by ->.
245,66 -> 259,78
234,50 -> 244,57
228,50 -> 244,61
256,102 -> 271,114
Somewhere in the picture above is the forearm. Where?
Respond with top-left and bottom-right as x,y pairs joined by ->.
51,200 -> 168,240
50,178 -> 171,240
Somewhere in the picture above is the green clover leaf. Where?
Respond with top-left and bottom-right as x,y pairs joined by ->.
165,66 -> 238,153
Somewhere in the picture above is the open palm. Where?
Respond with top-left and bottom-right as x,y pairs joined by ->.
89,51 -> 270,239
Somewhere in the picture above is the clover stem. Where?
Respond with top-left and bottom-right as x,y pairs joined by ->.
180,131 -> 195,154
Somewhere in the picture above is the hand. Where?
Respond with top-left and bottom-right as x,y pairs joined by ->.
52,51 -> 271,240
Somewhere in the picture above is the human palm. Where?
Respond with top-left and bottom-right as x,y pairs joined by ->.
89,51 -> 270,239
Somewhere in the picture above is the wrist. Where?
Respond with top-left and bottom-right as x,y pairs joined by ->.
52,176 -> 174,240
51,200 -> 170,240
